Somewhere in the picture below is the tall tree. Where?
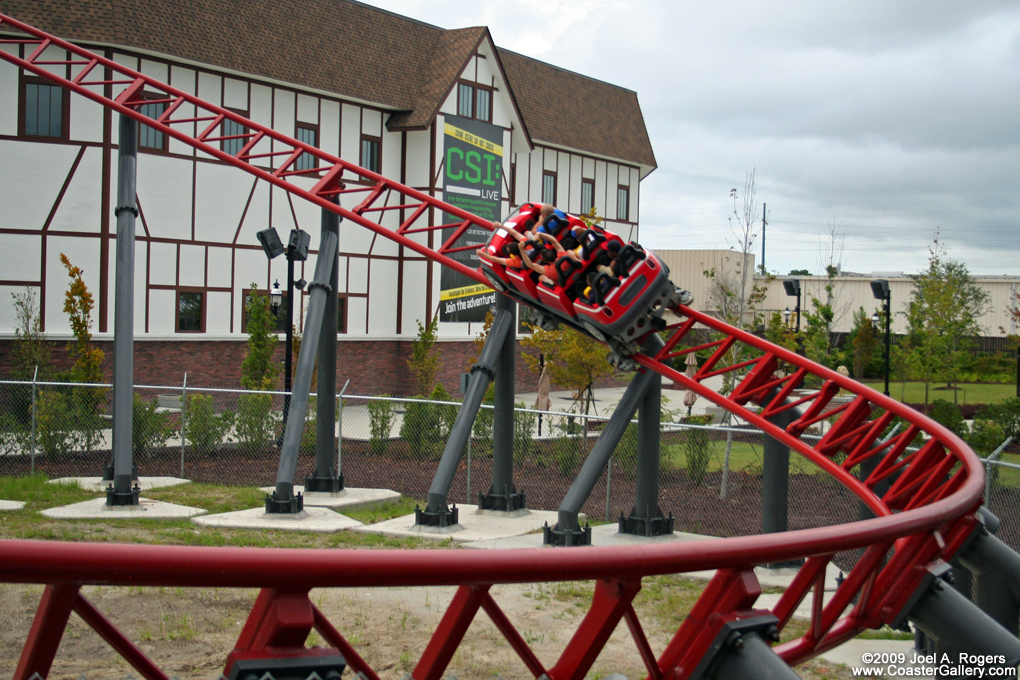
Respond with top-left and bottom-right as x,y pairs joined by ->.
240,283 -> 279,391
906,236 -> 989,407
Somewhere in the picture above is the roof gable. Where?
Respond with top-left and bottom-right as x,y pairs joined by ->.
0,0 -> 653,169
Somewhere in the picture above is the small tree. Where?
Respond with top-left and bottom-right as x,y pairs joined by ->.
408,317 -> 442,396
848,307 -> 880,380
11,287 -> 50,380
60,254 -> 104,385
241,284 -> 279,391
59,254 -> 105,452
906,236 -> 990,407
520,326 -> 614,417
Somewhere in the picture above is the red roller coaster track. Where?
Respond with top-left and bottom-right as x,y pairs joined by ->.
0,13 -> 986,680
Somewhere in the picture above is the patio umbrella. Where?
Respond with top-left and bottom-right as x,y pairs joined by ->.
535,365 -> 551,434
683,353 -> 699,416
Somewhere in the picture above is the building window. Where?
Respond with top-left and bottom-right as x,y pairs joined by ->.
337,294 -> 348,334
476,88 -> 491,122
542,171 -> 557,205
509,162 -> 517,206
361,135 -> 381,174
617,185 -> 630,221
295,123 -> 319,172
138,94 -> 169,151
581,179 -> 595,215
222,109 -> 249,157
458,83 -> 474,118
177,290 -> 204,332
456,82 -> 493,122
21,77 -> 68,139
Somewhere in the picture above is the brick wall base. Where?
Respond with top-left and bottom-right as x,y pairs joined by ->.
0,338 -> 622,398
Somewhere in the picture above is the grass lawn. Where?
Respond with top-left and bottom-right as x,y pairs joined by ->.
0,474 -> 431,548
861,380 -> 1017,406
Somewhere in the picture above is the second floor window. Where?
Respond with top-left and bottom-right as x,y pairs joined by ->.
457,83 -> 473,118
221,110 -> 249,157
617,185 -> 630,221
456,82 -> 493,122
138,96 -> 168,151
542,171 -> 557,205
361,135 -> 380,174
581,179 -> 595,215
22,79 -> 67,139
295,124 -> 318,171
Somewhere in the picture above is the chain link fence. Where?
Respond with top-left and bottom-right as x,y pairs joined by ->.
1,377 -> 1014,554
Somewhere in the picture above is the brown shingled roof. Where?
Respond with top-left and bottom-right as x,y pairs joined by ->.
0,0 -> 654,169
499,50 -> 656,171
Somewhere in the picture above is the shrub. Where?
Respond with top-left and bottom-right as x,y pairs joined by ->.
513,401 -> 536,462
929,399 -> 966,437
0,413 -> 30,457
975,398 -> 1020,440
553,434 -> 582,476
185,394 -> 234,455
367,397 -> 395,454
235,392 -> 276,454
400,399 -> 438,458
132,394 -> 173,456
35,389 -> 71,457
680,415 -> 713,486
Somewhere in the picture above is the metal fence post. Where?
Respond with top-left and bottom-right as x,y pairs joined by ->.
180,372 -> 188,479
337,379 -> 349,481
984,437 -> 1013,503
466,434 -> 472,504
30,365 -> 38,475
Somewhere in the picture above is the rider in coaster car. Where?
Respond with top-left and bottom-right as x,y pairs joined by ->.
581,271 -> 621,306
532,204 -> 569,238
519,248 -> 561,287
476,240 -> 526,270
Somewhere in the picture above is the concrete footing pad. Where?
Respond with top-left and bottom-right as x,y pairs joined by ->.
0,500 -> 25,511
258,485 -> 400,511
192,506 -> 361,533
356,504 -> 559,542
49,477 -> 191,492
41,497 -> 207,519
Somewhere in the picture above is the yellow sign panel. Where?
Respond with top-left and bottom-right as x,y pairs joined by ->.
440,283 -> 493,301
444,122 -> 503,156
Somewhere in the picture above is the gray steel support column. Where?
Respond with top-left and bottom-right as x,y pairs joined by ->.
621,334 -> 673,536
760,405 -> 798,567
958,528 -> 1020,636
704,632 -> 802,680
545,358 -> 658,546
907,577 -> 1020,666
482,293 -> 523,511
761,408 -> 793,537
266,231 -> 338,513
417,306 -> 514,526
306,201 -> 342,493
107,115 -> 140,506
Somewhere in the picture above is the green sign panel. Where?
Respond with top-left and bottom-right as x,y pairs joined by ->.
440,115 -> 502,322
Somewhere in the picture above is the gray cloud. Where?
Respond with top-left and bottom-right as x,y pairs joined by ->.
368,0 -> 1020,276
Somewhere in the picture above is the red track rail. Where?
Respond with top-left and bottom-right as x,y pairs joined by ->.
0,13 -> 986,680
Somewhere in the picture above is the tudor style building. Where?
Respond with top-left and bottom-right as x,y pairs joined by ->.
0,0 -> 656,393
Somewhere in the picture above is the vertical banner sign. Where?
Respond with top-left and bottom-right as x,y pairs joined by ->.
440,115 -> 502,322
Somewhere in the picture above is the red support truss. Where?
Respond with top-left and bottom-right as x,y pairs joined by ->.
0,13 -> 988,679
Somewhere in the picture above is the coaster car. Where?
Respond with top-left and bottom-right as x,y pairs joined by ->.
477,203 -> 686,355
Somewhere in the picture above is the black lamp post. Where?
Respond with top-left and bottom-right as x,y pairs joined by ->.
870,279 -> 891,397
783,279 -> 802,354
257,227 -> 310,428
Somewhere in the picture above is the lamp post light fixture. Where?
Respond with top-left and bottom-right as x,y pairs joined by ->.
870,279 -> 892,397
783,307 -> 791,328
257,226 -> 311,430
270,279 -> 283,316
783,279 -> 802,354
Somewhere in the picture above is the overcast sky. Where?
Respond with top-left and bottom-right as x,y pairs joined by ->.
364,0 -> 1020,278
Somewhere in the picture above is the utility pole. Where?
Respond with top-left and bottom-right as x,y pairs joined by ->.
760,202 -> 766,273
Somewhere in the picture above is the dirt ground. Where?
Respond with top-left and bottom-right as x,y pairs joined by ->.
0,576 -> 861,680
